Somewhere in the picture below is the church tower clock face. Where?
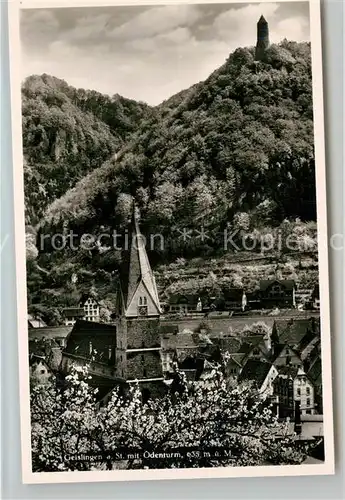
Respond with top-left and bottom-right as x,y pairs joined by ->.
138,305 -> 148,316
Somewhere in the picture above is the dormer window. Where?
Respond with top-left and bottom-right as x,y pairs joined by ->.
139,296 -> 148,306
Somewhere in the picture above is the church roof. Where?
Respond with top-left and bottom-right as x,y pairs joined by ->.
120,204 -> 161,315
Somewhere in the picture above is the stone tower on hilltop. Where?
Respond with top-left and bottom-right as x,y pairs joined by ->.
255,15 -> 270,61
115,202 -> 164,400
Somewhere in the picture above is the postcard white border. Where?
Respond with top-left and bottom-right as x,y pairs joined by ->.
8,0 -> 335,484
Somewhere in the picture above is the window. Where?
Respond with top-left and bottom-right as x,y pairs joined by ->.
297,388 -> 301,396
306,387 -> 310,396
40,369 -> 46,374
306,398 -> 310,407
139,296 -> 147,306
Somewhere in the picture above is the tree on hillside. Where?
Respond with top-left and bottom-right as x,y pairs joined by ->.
31,365 -> 308,472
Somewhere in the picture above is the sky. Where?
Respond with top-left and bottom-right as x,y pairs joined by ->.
20,2 -> 310,105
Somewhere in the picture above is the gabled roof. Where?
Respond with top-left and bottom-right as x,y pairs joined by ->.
120,204 -> 161,315
239,359 -> 273,387
275,342 -> 302,360
273,317 -> 319,348
217,337 -> 242,354
260,280 -> 296,292
28,314 -> 47,328
63,320 -> 117,364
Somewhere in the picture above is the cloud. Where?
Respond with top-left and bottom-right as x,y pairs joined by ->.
107,4 -> 202,41
63,13 -> 111,42
21,3 -> 310,106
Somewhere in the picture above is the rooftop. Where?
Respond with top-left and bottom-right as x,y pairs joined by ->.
239,359 -> 273,387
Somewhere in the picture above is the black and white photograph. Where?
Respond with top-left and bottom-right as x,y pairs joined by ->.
9,0 -> 334,483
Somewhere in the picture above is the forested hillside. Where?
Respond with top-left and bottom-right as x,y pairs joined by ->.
43,41 -> 315,238
22,74 -> 152,224
24,41 -> 318,324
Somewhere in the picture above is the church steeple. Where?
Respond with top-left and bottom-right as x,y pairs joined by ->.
255,15 -> 270,61
118,202 -> 161,318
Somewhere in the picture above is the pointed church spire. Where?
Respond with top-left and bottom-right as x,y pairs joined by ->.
118,201 -> 161,318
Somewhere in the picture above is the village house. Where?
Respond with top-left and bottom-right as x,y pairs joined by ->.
238,359 -> 278,397
28,325 -> 72,348
293,367 -> 315,415
63,306 -> 85,326
271,317 -> 320,357
63,296 -> 100,326
82,296 -> 100,322
166,294 -> 203,315
294,287 -> 313,308
273,366 -> 296,418
273,365 -> 317,419
258,280 -> 296,309
273,343 -> 304,369
29,337 -> 63,385
29,355 -> 53,385
204,289 -> 247,313
28,313 -> 47,328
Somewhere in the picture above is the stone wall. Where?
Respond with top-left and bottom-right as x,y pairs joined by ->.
126,318 -> 161,349
126,350 -> 162,380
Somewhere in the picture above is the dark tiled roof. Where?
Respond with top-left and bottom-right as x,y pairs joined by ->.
259,280 -> 296,291
274,318 -> 320,348
307,358 -> 322,387
223,289 -> 244,301
217,337 -> 242,354
239,359 -> 273,386
66,319 -> 115,339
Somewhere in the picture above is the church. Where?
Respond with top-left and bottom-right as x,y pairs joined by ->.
61,203 -> 166,400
